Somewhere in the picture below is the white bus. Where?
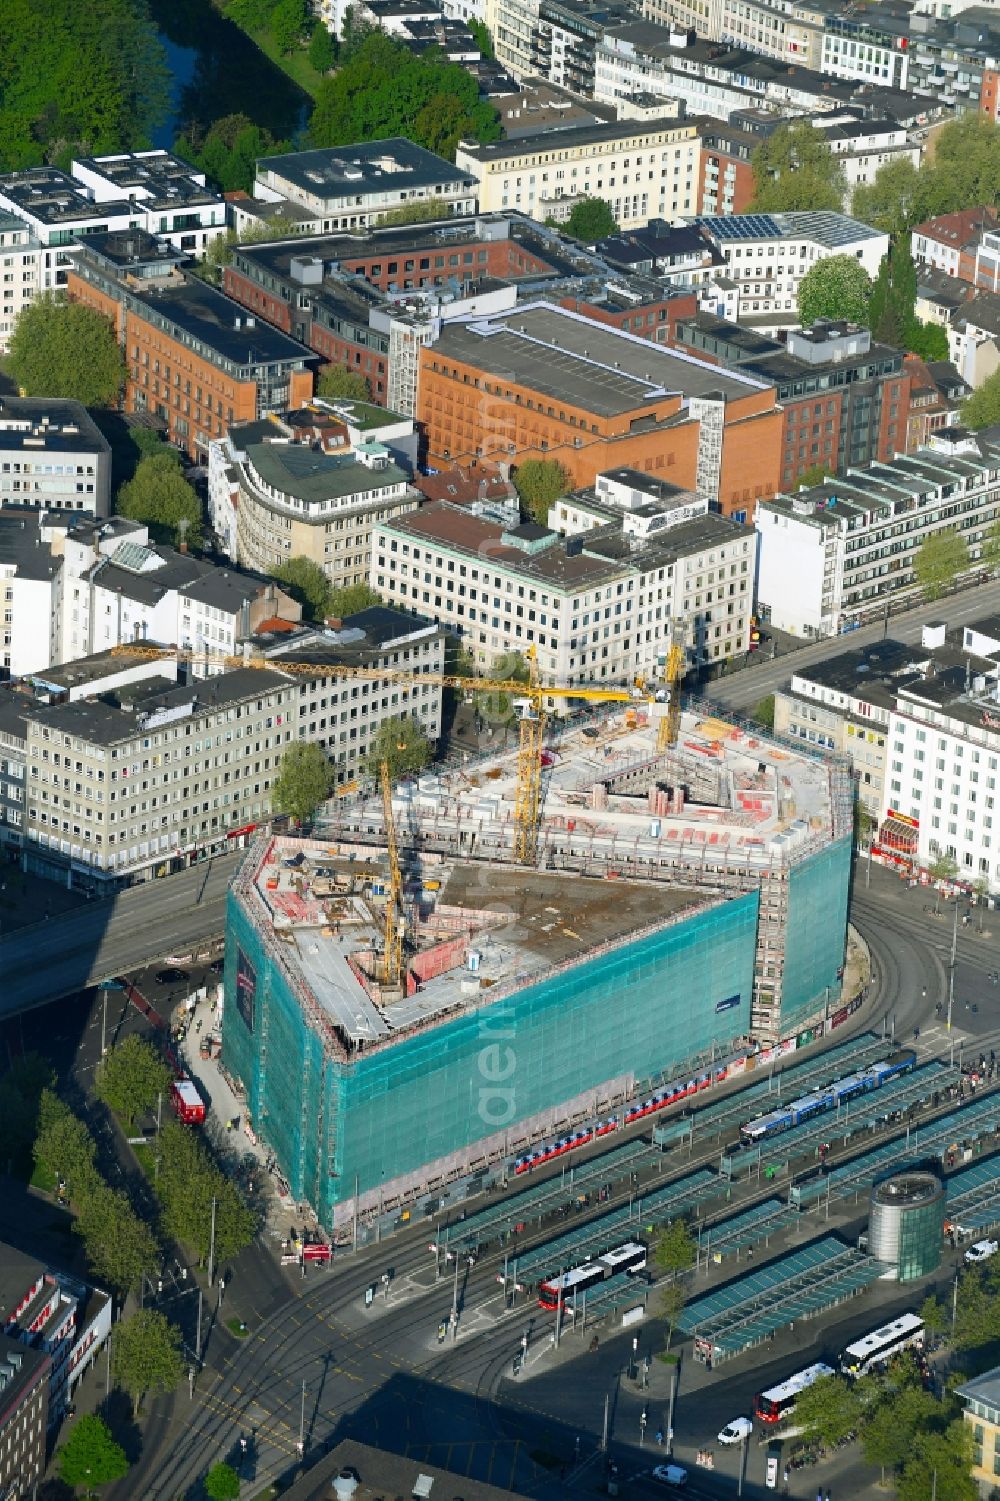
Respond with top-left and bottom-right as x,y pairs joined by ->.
754,1363 -> 835,1424
840,1313 -> 924,1377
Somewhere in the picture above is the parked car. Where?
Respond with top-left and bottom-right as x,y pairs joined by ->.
155,967 -> 189,985
718,1417 -> 754,1445
652,1465 -> 688,1488
965,1239 -> 999,1264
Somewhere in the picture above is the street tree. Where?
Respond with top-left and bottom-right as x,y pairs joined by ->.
94,1034 -> 172,1127
914,527 -> 968,601
653,1219 -> 695,1275
58,1412 -> 129,1492
328,582 -> 382,617
854,800 -> 873,848
272,556 -> 332,619
928,850 -> 960,916
0,1052 -> 54,1180
155,1121 -> 256,1265
363,715 -> 433,780
851,157 -> 925,238
981,517 -> 1000,574
272,742 -> 335,825
751,695 -> 775,730
113,1308 -> 184,1417
962,367 -> 1000,431
798,254 -> 871,327
116,451 -> 203,550
954,1261 -> 1000,1349
659,1280 -> 686,1352
308,20 -> 337,71
475,649 -> 531,735
562,196 -> 617,241
919,1291 -> 948,1342
861,1384 -> 940,1486
205,1462 -> 242,1501
8,295 -> 125,408
316,365 -> 371,401
513,458 -> 569,525
791,1372 -> 863,1448
75,1184 -> 160,1297
33,1091 -> 99,1204
750,122 -> 846,213
897,1421 -> 977,1501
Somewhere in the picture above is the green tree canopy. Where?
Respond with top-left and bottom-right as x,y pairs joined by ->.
797,462 -> 836,488
981,516 -> 1000,573
376,199 -> 453,229
862,1380 -> 940,1485
915,114 -> 1000,220
272,741 -> 335,823
962,367 -> 1000,431
908,320 -> 951,362
851,157 -> 926,238
914,527 -> 968,601
797,255 -> 872,328
897,1420 -> 977,1501
116,451 -> 202,549
174,115 -> 290,196
751,695 -> 775,730
0,0 -> 169,170
75,1183 -> 160,1296
9,295 -> 125,407
328,582 -> 382,617
271,0 -> 307,52
513,458 -> 569,525
659,1280 -> 686,1351
94,1034 -> 173,1127
34,1090 -> 100,1204
468,18 -> 494,56
653,1219 -> 695,1275
867,238 -> 918,348
0,1053 -> 54,1180
272,556 -> 332,619
316,366 -> 371,402
58,1412 -> 130,1490
364,714 -> 433,780
113,1308 -> 184,1417
308,20 -> 338,72
750,122 -> 846,213
154,1119 -> 257,1267
205,1461 -> 242,1501
562,196 -> 617,242
791,1373 -> 864,1448
309,32 -> 500,160
476,649 -> 530,729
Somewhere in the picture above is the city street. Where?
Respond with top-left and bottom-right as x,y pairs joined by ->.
706,577 -> 1000,711
0,852 -> 241,1017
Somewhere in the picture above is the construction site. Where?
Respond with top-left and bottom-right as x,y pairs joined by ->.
221,699 -> 853,1233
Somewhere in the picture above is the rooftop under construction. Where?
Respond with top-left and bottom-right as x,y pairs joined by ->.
221,701 -> 853,1230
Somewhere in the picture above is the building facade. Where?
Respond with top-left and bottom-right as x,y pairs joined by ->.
66,230 -> 314,459
0,210 -> 41,353
416,302 -> 784,516
454,119 -> 705,229
0,397 -> 112,516
0,1334 -> 48,1498
372,480 -> 756,680
754,431 -> 1000,637
253,143 -> 477,232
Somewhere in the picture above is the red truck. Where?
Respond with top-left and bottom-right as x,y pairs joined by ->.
170,1078 -> 206,1125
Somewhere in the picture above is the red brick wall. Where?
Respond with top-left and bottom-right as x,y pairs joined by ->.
223,268 -> 293,332
559,292 -> 698,345
981,70 -> 1000,122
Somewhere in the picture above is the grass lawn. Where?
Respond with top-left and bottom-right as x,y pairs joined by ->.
248,25 -> 325,99
30,1162 -> 57,1193
227,1315 -> 251,1337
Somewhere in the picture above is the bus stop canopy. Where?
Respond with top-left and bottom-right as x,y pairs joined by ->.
678,1235 -> 891,1361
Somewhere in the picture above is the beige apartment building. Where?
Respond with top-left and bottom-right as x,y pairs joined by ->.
454,118 -> 704,230
224,437 -> 421,591
24,668 -> 297,888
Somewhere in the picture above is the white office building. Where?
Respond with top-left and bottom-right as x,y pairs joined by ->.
754,430 -> 1000,638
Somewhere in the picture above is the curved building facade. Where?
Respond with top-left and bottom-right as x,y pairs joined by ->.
869,1172 -> 944,1282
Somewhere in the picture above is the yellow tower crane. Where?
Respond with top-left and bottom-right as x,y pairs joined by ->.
657,629 -> 687,754
379,757 -> 404,988
111,644 -> 658,869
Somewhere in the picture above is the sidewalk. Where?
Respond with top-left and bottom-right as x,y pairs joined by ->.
0,863 -> 90,933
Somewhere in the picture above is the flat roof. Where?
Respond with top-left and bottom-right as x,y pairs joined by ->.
257,141 -> 473,199
697,210 -> 883,247
0,167 -> 133,224
131,280 -> 313,370
72,150 -> 221,209
430,302 -> 766,416
0,397 -> 109,455
245,443 -> 407,503
457,115 -> 695,162
279,1438 -> 532,1501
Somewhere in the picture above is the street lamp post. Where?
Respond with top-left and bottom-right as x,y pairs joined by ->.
947,899 -> 958,1031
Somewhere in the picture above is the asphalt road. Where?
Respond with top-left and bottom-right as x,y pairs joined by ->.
0,853 -> 241,1017
706,577 -> 1000,711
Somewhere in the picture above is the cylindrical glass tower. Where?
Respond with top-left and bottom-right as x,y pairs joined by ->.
869,1172 -> 944,1282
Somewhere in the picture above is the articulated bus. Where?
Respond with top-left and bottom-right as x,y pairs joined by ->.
537,1242 -> 647,1311
840,1313 -> 925,1378
753,1363 -> 835,1424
